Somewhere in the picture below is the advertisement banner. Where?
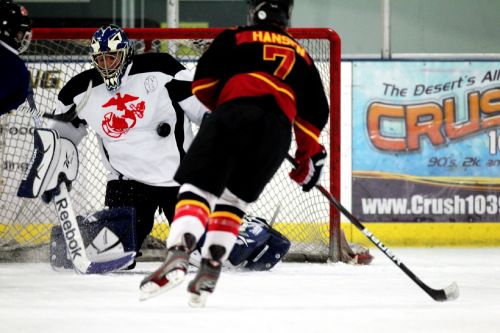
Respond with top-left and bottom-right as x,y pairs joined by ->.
352,61 -> 500,222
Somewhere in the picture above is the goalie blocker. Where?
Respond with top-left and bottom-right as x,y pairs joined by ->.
18,128 -> 78,201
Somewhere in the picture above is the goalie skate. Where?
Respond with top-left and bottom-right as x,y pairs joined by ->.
139,246 -> 190,301
187,258 -> 222,308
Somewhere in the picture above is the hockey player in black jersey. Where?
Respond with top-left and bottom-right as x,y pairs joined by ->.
43,24 -> 208,267
0,0 -> 32,116
140,0 -> 330,307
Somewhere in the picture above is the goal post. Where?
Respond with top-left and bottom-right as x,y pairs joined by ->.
0,27 -> 341,262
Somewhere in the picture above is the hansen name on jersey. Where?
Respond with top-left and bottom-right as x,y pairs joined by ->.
192,25 -> 329,136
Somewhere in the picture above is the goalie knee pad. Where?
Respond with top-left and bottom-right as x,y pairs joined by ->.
50,207 -> 136,271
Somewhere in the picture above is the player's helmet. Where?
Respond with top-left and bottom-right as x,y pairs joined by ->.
0,0 -> 32,53
90,24 -> 132,91
247,0 -> 294,29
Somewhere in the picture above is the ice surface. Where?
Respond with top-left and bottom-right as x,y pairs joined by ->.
1,248 -> 499,333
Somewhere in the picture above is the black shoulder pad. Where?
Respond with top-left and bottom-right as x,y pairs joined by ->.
58,69 -> 100,106
129,53 -> 185,77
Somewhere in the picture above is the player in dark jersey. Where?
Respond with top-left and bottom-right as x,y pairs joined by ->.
140,0 -> 330,307
0,0 -> 32,116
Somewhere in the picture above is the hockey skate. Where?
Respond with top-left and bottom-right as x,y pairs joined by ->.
187,258 -> 222,308
139,246 -> 190,301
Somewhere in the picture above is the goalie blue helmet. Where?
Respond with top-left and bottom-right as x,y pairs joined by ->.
247,0 -> 294,29
90,24 -> 132,91
0,0 -> 32,53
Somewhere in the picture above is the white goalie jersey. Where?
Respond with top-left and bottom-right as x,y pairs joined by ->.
49,52 -> 207,187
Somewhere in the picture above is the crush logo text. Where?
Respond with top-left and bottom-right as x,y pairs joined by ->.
367,86 -> 500,151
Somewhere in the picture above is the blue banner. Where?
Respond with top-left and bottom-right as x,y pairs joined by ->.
352,61 -> 500,222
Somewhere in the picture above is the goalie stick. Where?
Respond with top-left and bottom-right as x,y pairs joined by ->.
21,81 -> 136,274
285,155 -> 459,302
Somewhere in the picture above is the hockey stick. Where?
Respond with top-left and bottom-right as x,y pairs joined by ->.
285,155 -> 459,302
52,180 -> 136,274
268,204 -> 281,227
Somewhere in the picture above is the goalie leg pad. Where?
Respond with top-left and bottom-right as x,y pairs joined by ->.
228,216 -> 272,267
243,226 -> 291,271
190,215 -> 291,271
50,207 -> 137,271
229,215 -> 290,270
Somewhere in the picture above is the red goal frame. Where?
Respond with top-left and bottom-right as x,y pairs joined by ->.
31,27 -> 342,261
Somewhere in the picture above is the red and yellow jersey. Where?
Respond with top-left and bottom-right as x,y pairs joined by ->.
192,24 -> 329,154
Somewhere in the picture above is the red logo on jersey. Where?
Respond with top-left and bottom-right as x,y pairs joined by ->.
101,93 -> 145,138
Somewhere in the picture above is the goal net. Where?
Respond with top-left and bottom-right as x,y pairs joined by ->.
0,28 -> 341,263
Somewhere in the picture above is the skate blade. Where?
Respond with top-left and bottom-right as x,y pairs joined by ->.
188,290 -> 210,308
139,269 -> 186,301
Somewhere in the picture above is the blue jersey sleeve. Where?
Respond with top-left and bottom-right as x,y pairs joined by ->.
0,46 -> 30,115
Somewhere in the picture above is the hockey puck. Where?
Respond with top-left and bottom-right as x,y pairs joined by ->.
157,122 -> 171,137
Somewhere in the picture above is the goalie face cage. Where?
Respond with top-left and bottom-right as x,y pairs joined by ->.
0,28 -> 341,263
